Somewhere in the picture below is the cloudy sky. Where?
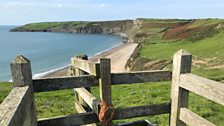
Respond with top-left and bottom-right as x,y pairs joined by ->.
1,0 -> 224,25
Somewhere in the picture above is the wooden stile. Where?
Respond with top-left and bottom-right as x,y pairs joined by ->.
74,55 -> 91,111
73,55 -> 97,126
3,50 -> 224,126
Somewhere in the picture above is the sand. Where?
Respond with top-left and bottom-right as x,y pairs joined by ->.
41,43 -> 138,78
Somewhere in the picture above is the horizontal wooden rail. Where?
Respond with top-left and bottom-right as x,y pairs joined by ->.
74,88 -> 99,114
33,75 -> 99,92
180,73 -> 224,106
179,108 -> 215,126
38,112 -> 99,126
0,86 -> 32,126
113,102 -> 170,120
111,70 -> 172,84
33,71 -> 172,92
71,57 -> 100,76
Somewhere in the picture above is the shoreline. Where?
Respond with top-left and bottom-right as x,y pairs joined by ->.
40,42 -> 138,78
32,42 -> 124,79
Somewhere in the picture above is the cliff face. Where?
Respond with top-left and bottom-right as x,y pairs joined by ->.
11,20 -> 134,38
72,21 -> 133,35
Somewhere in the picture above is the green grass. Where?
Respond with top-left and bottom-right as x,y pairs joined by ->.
1,81 -> 224,125
141,28 -> 166,33
138,18 -> 189,23
140,29 -> 224,80
189,19 -> 224,28
13,21 -> 90,31
35,89 -> 76,118
0,82 -> 12,103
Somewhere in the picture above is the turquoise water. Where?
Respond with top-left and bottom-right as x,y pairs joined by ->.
0,26 -> 122,81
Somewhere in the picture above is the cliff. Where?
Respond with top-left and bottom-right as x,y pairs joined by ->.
11,20 -> 134,39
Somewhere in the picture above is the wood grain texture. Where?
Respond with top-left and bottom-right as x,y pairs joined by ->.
71,57 -> 100,76
180,73 -> 224,106
74,55 -> 91,112
179,108 -> 215,126
0,86 -> 33,126
75,101 -> 86,113
74,101 -> 97,126
170,49 -> 192,126
33,70 -> 172,92
38,112 -> 99,126
10,55 -> 33,87
10,55 -> 37,126
113,102 -> 170,120
33,75 -> 99,92
111,70 -> 171,84
99,58 -> 112,106
74,88 -> 99,114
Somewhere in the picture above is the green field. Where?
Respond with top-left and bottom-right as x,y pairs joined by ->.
1,81 -> 224,125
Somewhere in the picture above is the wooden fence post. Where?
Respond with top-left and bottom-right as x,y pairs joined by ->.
99,58 -> 113,126
99,58 -> 112,106
170,50 -> 192,126
10,55 -> 37,126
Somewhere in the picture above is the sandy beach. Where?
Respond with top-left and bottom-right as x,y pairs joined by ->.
41,43 -> 138,78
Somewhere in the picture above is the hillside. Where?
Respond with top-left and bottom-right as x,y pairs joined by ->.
125,18 -> 224,82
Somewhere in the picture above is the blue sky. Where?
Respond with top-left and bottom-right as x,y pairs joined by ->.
1,0 -> 224,25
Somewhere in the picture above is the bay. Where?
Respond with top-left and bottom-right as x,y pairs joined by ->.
0,26 -> 122,81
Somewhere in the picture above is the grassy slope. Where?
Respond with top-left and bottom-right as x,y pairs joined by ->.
140,20 -> 224,80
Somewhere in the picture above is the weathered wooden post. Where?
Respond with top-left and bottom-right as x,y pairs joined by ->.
170,50 -> 192,126
99,58 -> 112,106
10,55 -> 37,126
99,58 -> 113,126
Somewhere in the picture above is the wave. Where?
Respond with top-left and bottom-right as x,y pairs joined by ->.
89,43 -> 123,58
32,65 -> 70,79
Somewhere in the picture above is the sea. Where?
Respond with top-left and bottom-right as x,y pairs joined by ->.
0,26 -> 122,82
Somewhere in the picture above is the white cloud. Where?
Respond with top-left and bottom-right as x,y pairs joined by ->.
98,3 -> 109,8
